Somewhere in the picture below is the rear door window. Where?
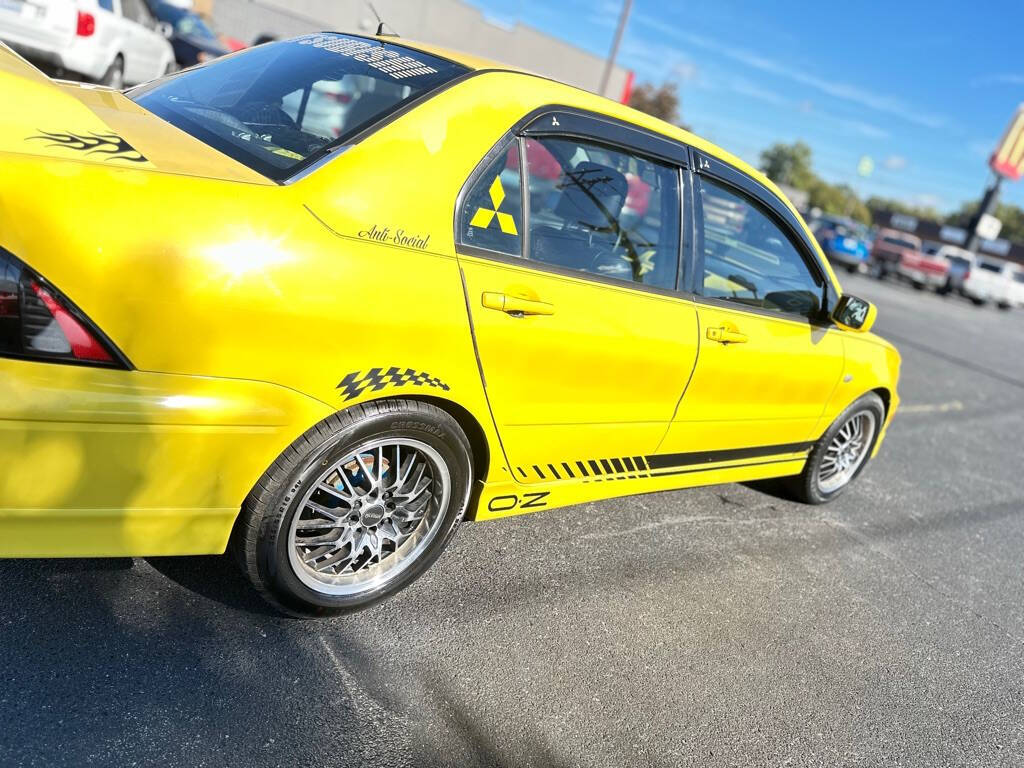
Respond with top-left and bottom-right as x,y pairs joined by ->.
523,136 -> 681,290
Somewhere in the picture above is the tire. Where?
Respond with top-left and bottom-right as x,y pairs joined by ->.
912,281 -> 924,290
233,399 -> 473,617
971,297 -> 986,306
846,265 -> 857,274
99,54 -> 124,89
997,302 -> 1011,311
786,392 -> 885,505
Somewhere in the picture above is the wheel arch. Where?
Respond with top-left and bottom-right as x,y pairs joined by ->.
368,393 -> 491,484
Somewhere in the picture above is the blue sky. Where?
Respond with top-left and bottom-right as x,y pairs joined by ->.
469,0 -> 1024,213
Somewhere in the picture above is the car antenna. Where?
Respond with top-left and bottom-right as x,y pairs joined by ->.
366,2 -> 399,37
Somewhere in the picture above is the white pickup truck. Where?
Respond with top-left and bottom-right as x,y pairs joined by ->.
0,0 -> 174,87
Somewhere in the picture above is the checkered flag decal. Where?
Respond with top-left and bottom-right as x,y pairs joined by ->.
337,367 -> 451,401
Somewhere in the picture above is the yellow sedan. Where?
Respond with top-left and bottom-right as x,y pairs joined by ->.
0,34 -> 899,615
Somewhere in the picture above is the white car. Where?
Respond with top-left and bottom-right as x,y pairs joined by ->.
0,0 -> 174,87
964,257 -> 1024,309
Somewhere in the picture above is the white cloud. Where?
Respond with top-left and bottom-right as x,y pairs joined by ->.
884,154 -> 907,170
633,13 -> 949,130
972,73 -> 1024,87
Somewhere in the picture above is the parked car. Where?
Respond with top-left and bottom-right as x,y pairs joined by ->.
897,244 -> 949,290
810,215 -> 870,273
143,0 -> 227,67
0,34 -> 900,615
965,257 -> 1024,309
0,0 -> 174,87
870,228 -> 922,280
934,245 -> 975,296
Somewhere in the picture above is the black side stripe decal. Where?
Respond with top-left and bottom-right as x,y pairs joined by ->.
513,442 -> 811,485
645,441 -> 814,470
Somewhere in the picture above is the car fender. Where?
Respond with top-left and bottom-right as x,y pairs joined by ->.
815,332 -> 900,457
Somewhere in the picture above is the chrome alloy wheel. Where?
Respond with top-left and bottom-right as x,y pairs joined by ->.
287,438 -> 451,596
817,411 -> 877,494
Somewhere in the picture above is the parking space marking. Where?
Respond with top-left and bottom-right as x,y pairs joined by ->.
899,400 -> 965,414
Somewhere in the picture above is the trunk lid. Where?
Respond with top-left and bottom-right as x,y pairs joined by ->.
0,44 -> 270,184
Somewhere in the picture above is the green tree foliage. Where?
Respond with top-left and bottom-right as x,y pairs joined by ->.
946,200 -> 1024,243
759,142 -> 870,224
864,196 -> 942,222
759,141 -> 816,189
628,82 -> 680,124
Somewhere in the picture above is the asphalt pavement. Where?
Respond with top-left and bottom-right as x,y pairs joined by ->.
2,272 -> 1023,767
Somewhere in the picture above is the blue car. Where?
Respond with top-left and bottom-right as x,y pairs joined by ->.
810,216 -> 871,273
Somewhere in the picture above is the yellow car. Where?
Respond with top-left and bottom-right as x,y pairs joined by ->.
0,33 -> 899,615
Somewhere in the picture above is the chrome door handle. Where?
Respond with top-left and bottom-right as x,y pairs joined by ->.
707,326 -> 748,344
481,292 -> 554,316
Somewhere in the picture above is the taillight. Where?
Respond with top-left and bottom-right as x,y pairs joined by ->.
76,11 -> 95,37
0,248 -> 127,368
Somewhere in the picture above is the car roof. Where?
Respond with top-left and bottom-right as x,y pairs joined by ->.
373,35 -> 794,214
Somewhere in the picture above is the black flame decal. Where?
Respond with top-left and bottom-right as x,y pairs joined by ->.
26,130 -> 147,163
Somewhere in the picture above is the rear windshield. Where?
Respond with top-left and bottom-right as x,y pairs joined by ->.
130,34 -> 469,180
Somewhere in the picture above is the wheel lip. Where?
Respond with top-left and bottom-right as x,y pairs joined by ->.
815,410 -> 877,495
285,436 -> 452,597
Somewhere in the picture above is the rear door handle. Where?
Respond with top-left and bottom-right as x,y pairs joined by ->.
706,326 -> 748,344
481,292 -> 554,316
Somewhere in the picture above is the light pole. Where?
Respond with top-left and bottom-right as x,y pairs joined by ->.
599,0 -> 633,98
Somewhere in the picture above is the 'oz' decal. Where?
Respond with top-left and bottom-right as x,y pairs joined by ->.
487,491 -> 550,513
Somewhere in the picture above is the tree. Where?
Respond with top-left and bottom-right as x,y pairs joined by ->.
628,82 -> 680,124
947,200 -> 1024,243
759,142 -> 870,224
759,141 -> 816,190
810,181 -> 871,225
864,195 -> 942,222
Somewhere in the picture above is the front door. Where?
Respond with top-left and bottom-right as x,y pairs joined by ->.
456,130 -> 699,481
659,169 -> 844,457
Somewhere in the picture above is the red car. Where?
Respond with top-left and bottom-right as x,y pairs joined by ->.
897,247 -> 950,290
870,228 -> 923,280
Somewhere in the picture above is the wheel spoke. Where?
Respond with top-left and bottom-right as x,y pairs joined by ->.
287,437 -> 451,594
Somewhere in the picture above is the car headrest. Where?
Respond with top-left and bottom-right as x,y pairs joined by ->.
554,161 -> 628,230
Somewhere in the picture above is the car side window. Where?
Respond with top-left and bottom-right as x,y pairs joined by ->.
459,142 -> 523,257
98,0 -> 114,11
120,0 -> 143,23
525,136 -> 680,290
699,177 -> 824,319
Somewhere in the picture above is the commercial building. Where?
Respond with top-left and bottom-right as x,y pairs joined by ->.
211,0 -> 633,100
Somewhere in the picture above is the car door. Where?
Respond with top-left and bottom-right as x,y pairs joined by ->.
456,112 -> 700,482
658,152 -> 844,458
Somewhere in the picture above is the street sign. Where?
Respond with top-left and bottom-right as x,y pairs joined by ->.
976,213 -> 1002,241
990,104 -> 1024,181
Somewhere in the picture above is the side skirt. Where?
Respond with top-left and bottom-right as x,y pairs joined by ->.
473,453 -> 808,521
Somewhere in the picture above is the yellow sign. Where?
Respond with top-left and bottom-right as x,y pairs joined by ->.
990,104 -> 1024,181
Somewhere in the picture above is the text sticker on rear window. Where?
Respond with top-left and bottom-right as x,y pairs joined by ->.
295,35 -> 440,80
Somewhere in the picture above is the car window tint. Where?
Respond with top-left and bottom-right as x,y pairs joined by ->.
131,34 -> 468,181
525,136 -> 680,290
459,142 -> 523,257
699,177 -> 824,319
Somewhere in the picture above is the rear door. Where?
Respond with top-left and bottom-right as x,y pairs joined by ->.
659,153 -> 844,458
456,111 -> 700,481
